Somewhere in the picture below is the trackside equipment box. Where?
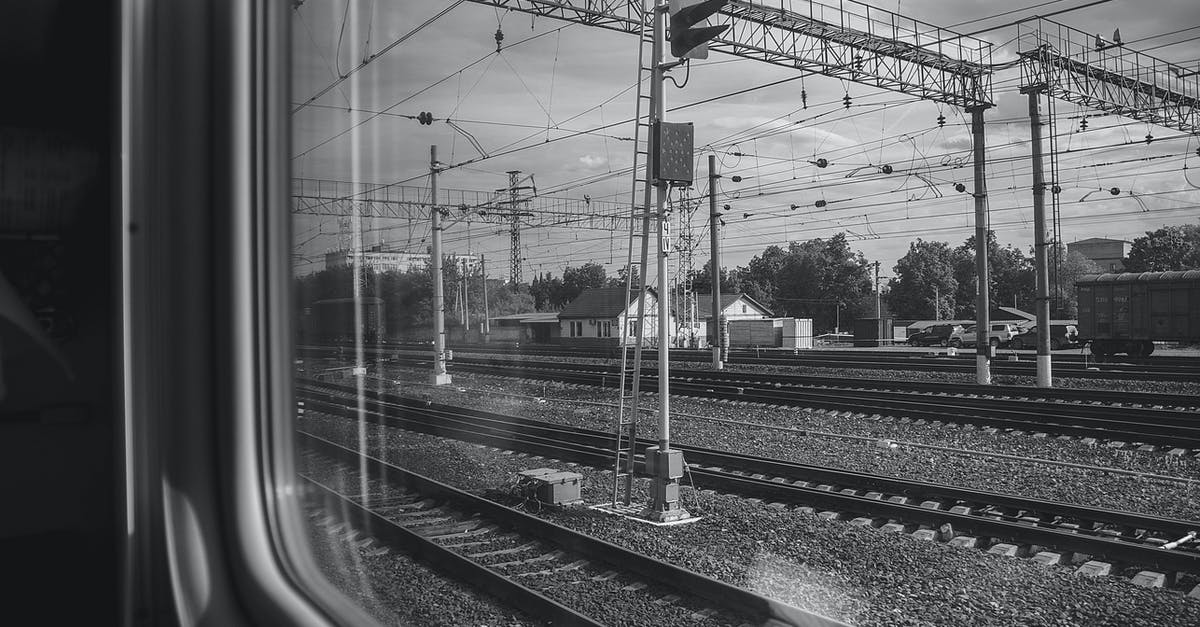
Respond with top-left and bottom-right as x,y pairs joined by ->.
517,468 -> 582,505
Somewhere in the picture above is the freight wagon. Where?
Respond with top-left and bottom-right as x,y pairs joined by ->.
304,296 -> 386,344
1075,271 -> 1200,358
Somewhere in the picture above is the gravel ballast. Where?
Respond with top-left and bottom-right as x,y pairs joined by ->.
298,410 -> 1200,627
363,366 -> 1200,522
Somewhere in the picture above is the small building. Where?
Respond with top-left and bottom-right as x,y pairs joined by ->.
557,287 -> 673,347
688,293 -> 773,347
1068,237 -> 1131,273
486,312 -> 561,344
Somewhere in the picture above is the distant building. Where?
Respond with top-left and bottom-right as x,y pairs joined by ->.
324,248 -> 477,273
1068,237 -> 1131,273
557,287 -> 674,346
682,293 -> 773,347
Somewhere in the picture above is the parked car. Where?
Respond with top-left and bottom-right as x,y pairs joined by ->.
1008,324 -> 1079,350
949,323 -> 1021,348
906,323 -> 963,347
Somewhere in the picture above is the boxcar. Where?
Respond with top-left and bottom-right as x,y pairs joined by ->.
1075,271 -> 1200,357
306,296 -> 386,344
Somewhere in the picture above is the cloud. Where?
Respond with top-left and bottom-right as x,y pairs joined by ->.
578,154 -> 608,168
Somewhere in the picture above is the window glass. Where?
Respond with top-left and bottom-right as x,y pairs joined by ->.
287,4 -> 1200,627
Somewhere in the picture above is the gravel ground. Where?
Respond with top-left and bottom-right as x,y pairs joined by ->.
414,351 -> 1200,397
302,459 -> 742,627
368,366 -> 1200,522
304,507 -> 540,626
298,411 -> 1200,627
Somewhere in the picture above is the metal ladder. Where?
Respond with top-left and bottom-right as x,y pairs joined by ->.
612,0 -> 656,507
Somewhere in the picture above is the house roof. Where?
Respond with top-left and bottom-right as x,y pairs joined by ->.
995,306 -> 1035,321
692,293 -> 774,318
489,312 -> 560,324
559,287 -> 656,319
1069,237 -> 1131,246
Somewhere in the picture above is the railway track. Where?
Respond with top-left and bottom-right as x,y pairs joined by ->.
300,430 -> 847,627
379,355 -> 1200,449
299,382 -> 1200,580
299,342 -> 1200,382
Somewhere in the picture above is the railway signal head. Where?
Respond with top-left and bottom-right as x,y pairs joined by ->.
669,0 -> 729,60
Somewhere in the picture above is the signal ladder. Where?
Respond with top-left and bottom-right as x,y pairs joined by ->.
612,0 -> 657,507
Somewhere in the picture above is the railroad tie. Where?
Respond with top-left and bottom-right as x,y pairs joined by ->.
489,548 -> 564,569
467,540 -> 539,559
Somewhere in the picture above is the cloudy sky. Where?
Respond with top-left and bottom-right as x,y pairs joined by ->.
291,0 -> 1200,284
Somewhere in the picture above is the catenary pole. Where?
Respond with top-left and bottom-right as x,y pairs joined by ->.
969,106 -> 992,385
430,145 -> 451,385
708,154 -> 723,370
1026,88 -> 1053,387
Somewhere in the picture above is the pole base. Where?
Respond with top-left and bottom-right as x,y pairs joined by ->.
431,373 -> 452,386
645,446 -> 690,522
1036,354 -> 1052,388
976,355 -> 991,385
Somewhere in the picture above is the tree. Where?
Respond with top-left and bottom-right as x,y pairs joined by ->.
561,262 -> 607,302
529,272 -> 564,311
736,244 -> 789,310
606,264 -> 642,290
886,239 -> 958,319
484,281 -> 535,317
953,231 -> 1033,317
1124,224 -> 1200,271
687,262 -> 739,295
1053,248 -> 1100,318
770,234 -> 873,331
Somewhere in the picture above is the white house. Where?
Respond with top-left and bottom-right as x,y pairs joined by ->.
681,293 -> 773,347
557,287 -> 674,346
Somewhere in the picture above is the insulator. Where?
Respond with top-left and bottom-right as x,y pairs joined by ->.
731,175 -> 742,182
1051,185 -> 1061,194
1109,187 -> 1121,195
937,113 -> 946,128
743,213 -> 752,219
842,93 -> 851,109
954,183 -> 966,193
815,199 -> 827,208
723,204 -> 731,211
801,89 -> 808,109
789,204 -> 799,210
1145,133 -> 1154,144
1080,117 -> 1088,131
815,158 -> 828,168
881,164 -> 893,174
495,28 -> 504,52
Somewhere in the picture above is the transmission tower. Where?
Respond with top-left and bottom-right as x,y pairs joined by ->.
674,189 -> 700,348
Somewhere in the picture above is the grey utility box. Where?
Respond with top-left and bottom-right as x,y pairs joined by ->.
517,468 -> 582,505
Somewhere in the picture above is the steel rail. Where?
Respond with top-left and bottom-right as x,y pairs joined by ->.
431,353 -> 1200,409
298,384 -> 1200,574
299,430 -> 848,627
299,342 -> 1200,382
384,357 -> 1200,448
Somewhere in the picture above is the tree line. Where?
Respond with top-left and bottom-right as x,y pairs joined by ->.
296,220 -> 1198,334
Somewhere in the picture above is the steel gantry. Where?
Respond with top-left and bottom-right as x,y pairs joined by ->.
468,0 -> 993,108
470,0 -> 998,383
1018,18 -> 1200,133
292,177 -> 633,232
1017,18 -> 1200,387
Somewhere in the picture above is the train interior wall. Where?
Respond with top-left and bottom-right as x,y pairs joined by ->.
0,1 -> 118,623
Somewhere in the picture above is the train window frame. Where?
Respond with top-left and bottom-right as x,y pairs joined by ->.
120,1 -> 377,624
